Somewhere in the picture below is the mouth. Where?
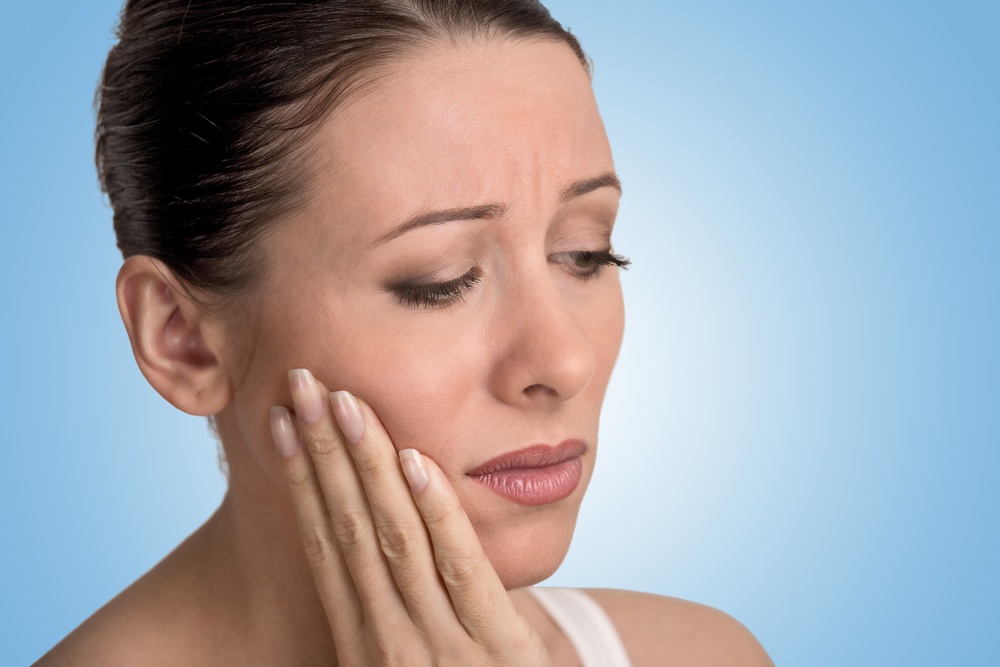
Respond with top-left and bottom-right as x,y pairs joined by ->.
466,440 -> 587,506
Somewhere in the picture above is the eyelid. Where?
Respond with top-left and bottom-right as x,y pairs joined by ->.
386,247 -> 630,310
547,224 -> 617,255
550,248 -> 630,264
388,260 -> 474,289
551,249 -> 631,280
389,267 -> 482,308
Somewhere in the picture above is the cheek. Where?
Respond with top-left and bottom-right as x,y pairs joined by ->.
603,287 -> 626,370
315,313 -> 488,460
249,275 -> 621,474
578,278 -> 626,387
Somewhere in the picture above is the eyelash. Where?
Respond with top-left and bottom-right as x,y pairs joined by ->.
393,270 -> 483,309
391,250 -> 631,309
556,249 -> 632,281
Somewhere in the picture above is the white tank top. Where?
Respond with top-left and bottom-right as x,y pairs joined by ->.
527,587 -> 634,667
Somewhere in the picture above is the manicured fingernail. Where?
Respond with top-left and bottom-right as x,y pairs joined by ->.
289,369 -> 326,424
331,390 -> 365,444
399,449 -> 430,494
270,406 -> 300,459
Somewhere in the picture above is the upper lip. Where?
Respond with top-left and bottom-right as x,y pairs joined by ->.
466,440 -> 588,476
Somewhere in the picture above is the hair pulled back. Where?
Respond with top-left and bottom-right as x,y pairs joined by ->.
96,0 -> 588,298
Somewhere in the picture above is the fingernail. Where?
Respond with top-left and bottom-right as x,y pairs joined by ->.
289,369 -> 326,424
270,406 -> 300,459
331,390 -> 365,444
399,449 -> 430,494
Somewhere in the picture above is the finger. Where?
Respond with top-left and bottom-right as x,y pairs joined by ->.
398,449 -> 521,645
287,369 -> 406,616
269,404 -> 363,637
334,393 -> 458,631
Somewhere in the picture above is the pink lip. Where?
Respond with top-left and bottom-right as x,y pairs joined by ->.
467,440 -> 587,506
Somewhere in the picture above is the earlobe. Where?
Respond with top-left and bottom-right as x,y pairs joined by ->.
116,256 -> 232,416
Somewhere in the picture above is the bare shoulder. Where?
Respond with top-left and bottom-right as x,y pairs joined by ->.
33,532 -> 221,667
34,583 -> 184,667
585,588 -> 773,667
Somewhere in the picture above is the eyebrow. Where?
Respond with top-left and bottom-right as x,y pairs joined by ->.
373,171 -> 621,246
373,203 -> 507,246
560,171 -> 622,203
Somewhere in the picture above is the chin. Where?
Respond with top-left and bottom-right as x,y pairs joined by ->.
476,501 -> 583,590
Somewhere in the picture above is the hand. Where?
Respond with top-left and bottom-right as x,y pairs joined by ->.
269,368 -> 553,667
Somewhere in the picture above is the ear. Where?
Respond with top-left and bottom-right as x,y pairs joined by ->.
116,255 -> 232,416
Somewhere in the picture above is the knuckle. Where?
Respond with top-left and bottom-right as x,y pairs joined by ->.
436,550 -> 485,591
372,644 -> 400,667
422,494 -> 462,529
375,521 -> 421,563
369,630 -> 428,667
330,510 -> 372,548
300,523 -> 335,567
284,460 -> 312,488
504,617 -> 546,659
306,433 -> 341,457
351,449 -> 383,476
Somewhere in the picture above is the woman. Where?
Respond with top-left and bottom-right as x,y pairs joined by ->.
39,1 -> 771,664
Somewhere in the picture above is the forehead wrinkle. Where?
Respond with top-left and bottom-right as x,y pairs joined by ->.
291,39 -> 612,256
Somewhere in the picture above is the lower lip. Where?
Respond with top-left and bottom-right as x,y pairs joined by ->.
469,458 -> 583,506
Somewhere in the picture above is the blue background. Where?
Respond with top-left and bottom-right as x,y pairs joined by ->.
2,1 -> 997,664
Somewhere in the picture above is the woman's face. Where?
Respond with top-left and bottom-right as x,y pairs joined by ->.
229,38 -> 624,588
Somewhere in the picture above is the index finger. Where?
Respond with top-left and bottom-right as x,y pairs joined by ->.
397,448 -> 522,646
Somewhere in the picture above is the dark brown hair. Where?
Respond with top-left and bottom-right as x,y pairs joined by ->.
96,0 -> 588,298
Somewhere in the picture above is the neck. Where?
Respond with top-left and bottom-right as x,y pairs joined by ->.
184,420 -> 338,665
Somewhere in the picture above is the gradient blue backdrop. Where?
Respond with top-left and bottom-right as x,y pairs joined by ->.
3,1 -> 997,664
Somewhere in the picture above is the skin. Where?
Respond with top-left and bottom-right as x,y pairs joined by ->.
230,36 -> 625,591
36,38 -> 772,666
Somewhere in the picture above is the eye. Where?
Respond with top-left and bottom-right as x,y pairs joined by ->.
552,249 -> 631,281
391,268 -> 482,309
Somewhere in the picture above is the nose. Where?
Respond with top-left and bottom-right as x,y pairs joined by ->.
489,273 -> 596,409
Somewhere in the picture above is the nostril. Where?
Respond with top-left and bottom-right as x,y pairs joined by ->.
523,383 -> 559,398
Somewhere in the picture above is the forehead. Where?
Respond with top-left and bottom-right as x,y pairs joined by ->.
299,37 -> 614,244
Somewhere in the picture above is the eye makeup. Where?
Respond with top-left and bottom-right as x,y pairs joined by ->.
390,267 -> 483,309
388,249 -> 630,310
552,249 -> 630,281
